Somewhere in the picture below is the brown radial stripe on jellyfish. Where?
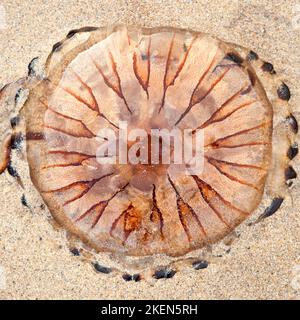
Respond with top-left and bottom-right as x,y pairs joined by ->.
133,36 -> 151,99
110,203 -> 143,245
24,26 -> 273,256
149,184 -> 164,240
167,175 -> 207,242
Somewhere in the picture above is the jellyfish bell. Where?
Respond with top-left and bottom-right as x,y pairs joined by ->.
0,25 -> 296,265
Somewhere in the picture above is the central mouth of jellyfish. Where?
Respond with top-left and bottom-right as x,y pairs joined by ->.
97,115 -> 203,192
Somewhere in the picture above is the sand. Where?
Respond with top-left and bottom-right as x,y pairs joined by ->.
0,0 -> 299,300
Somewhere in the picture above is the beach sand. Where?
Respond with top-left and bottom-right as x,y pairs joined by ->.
0,0 -> 299,299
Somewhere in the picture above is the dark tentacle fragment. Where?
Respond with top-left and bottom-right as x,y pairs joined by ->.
287,143 -> 298,159
285,166 -> 297,181
122,273 -> 141,282
255,197 -> 284,222
6,161 -> 24,188
192,260 -> 209,270
10,133 -> 24,150
224,52 -> 243,65
261,62 -> 276,74
246,50 -> 259,61
21,194 -> 29,207
27,57 -> 39,77
277,82 -> 291,101
7,162 -> 19,178
93,262 -> 112,274
66,26 -> 99,39
70,248 -> 80,256
52,41 -> 63,52
153,268 -> 176,279
286,114 -> 298,134
10,116 -> 20,128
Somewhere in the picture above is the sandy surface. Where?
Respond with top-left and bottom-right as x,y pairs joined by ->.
0,0 -> 299,300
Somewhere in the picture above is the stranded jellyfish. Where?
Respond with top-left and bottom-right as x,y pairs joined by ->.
0,25 -> 297,257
